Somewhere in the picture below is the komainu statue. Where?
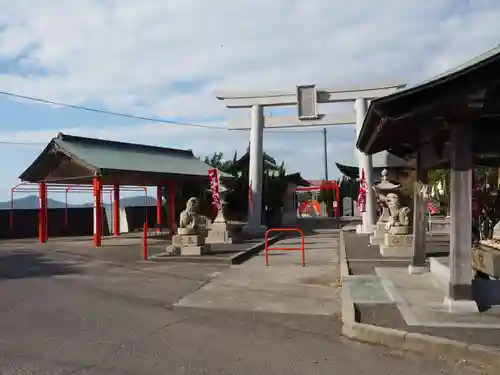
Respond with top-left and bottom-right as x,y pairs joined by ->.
179,197 -> 202,230
385,193 -> 412,230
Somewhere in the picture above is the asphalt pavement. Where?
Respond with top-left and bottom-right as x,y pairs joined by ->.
0,240 -> 486,374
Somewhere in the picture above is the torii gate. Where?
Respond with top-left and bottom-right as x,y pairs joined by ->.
215,83 -> 405,234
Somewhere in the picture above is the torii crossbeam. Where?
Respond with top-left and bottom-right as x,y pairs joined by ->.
215,83 -> 406,234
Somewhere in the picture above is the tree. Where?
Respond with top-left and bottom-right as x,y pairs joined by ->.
204,151 -> 238,173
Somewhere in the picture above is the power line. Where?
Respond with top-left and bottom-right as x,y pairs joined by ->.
0,89 -> 324,142
0,140 -> 45,145
266,129 -> 323,134
0,90 -> 226,130
0,129 -> 323,146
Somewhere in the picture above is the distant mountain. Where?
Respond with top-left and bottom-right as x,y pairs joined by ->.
0,195 -> 158,210
0,195 -> 70,210
83,196 -> 158,207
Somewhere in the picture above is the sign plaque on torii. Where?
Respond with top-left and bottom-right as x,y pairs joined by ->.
215,83 -> 405,234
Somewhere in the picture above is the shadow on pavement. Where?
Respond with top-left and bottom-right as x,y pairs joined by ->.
0,251 -> 82,279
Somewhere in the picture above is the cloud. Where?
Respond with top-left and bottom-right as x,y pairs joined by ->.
0,0 -> 499,188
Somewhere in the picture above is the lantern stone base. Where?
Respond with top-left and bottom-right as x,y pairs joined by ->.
206,222 -> 243,244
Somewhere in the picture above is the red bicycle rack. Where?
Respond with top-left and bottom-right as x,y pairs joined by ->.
265,228 -> 306,267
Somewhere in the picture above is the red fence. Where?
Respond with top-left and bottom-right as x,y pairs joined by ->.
265,228 -> 305,267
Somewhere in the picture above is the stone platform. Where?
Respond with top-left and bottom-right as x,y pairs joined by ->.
149,233 -> 284,265
430,253 -> 500,308
341,230 -> 500,370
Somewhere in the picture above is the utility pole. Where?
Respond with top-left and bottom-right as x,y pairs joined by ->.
322,127 -> 328,181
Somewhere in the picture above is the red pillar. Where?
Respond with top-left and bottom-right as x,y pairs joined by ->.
113,184 -> 120,237
93,176 -> 102,247
168,182 -> 176,234
38,182 -> 47,243
335,183 -> 340,218
156,186 -> 162,233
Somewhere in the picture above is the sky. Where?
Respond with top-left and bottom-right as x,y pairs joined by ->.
0,0 -> 500,203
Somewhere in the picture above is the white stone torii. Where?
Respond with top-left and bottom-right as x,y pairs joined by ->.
215,83 -> 406,234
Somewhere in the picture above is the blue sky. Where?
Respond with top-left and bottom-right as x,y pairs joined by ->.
0,0 -> 499,203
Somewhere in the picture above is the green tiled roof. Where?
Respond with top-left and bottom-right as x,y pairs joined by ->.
20,133 -> 228,180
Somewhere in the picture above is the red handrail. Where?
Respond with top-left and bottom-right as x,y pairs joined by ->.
265,228 -> 305,267
142,221 -> 148,260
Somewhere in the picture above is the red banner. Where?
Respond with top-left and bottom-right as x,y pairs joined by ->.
357,168 -> 367,214
208,169 -> 221,212
428,201 -> 439,215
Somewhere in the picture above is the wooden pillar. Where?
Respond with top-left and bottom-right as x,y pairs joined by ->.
38,182 -> 47,244
168,182 -> 176,234
93,176 -> 102,247
447,122 -> 477,312
156,186 -> 163,233
409,151 -> 428,273
113,185 -> 120,237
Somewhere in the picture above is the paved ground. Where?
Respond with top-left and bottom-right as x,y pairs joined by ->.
0,233 -> 486,374
5,234 -> 264,264
176,230 -> 342,315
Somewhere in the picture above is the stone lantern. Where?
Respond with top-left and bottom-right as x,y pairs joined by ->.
370,169 -> 413,256
370,169 -> 400,245
206,178 -> 243,244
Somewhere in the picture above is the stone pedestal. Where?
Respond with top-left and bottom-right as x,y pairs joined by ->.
173,232 -> 205,246
169,228 -> 212,256
473,243 -> 500,277
206,222 -> 242,244
379,228 -> 413,257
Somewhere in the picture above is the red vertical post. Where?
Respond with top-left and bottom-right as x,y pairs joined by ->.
156,186 -> 162,233
38,182 -> 47,243
335,183 -> 340,218
9,190 -> 14,237
93,176 -> 102,247
143,222 -> 148,260
64,188 -> 69,229
113,184 -> 120,237
168,182 -> 176,234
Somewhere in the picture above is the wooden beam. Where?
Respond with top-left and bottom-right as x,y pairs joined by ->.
227,113 -> 356,129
